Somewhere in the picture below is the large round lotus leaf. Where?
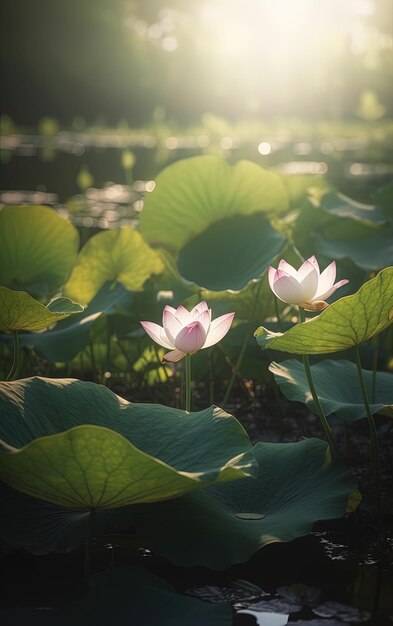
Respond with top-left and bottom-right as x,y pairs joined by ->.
0,566 -> 232,626
315,226 -> 393,272
373,180 -> 393,220
255,267 -> 393,354
0,204 -> 79,299
0,377 -> 256,509
318,190 -> 386,225
131,439 -> 356,569
18,282 -> 133,362
177,212 -> 285,290
140,155 -> 289,253
270,359 -> 393,421
0,287 -> 83,332
64,227 -> 164,305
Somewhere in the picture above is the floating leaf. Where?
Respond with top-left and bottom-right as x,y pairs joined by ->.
131,439 -> 356,569
0,204 -> 79,298
140,155 -> 289,253
255,267 -> 393,354
0,287 -> 83,332
270,359 -> 393,421
0,377 -> 256,509
64,227 -> 164,304
18,282 -> 133,362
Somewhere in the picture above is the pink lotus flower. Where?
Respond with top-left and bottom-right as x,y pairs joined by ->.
140,301 -> 235,362
268,256 -> 349,311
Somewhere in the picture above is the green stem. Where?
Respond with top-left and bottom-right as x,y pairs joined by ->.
116,338 -> 136,370
274,296 -> 283,332
222,324 -> 250,407
6,331 -> 20,381
299,308 -> 339,460
354,345 -> 384,545
292,244 -> 305,264
371,334 -> 379,403
153,343 -> 170,382
222,279 -> 263,407
208,349 -> 215,405
184,353 -> 192,412
104,317 -> 112,385
89,337 -> 98,383
84,507 -> 96,578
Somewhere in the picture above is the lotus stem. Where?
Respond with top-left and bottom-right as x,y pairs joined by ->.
222,323 -> 250,407
89,337 -> 98,383
292,244 -> 305,264
84,507 -> 96,578
223,279 -> 263,407
185,353 -> 192,412
299,308 -> 340,460
274,296 -> 283,331
208,349 -> 215,405
371,334 -> 379,403
104,317 -> 112,385
354,345 -> 384,545
6,331 -> 20,381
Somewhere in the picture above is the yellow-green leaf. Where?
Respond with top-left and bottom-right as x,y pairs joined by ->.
0,287 -> 83,332
255,267 -> 393,354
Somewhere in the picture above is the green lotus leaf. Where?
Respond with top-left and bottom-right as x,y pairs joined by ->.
177,212 -> 285,290
255,267 -> 393,354
0,286 -> 84,332
315,226 -> 393,272
0,566 -> 232,626
140,156 -> 289,253
270,359 -> 393,421
0,204 -> 79,298
373,180 -> 393,220
131,439 -> 356,569
18,282 -> 133,362
64,227 -> 164,305
0,377 -> 257,509
319,190 -> 386,225
140,156 -> 287,291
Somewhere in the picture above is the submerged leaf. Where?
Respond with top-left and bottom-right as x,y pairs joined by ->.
255,267 -> 393,354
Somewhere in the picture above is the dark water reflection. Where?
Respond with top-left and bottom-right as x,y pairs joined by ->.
1,131 -> 393,215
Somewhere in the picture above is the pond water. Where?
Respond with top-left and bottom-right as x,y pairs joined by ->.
0,129 -> 392,624
1,129 -> 392,217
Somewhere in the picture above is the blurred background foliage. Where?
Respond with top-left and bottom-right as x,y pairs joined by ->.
1,0 -> 392,126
